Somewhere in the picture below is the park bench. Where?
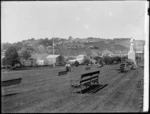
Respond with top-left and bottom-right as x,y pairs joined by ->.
70,71 -> 100,93
58,70 -> 68,76
1,78 -> 22,87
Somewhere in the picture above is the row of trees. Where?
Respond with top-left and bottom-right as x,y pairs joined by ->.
2,46 -> 32,68
73,56 -> 123,66
1,45 -> 125,69
2,37 -> 68,51
2,45 -> 67,68
83,56 -> 123,65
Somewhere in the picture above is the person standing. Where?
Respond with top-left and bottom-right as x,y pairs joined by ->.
68,63 -> 71,71
65,63 -> 69,72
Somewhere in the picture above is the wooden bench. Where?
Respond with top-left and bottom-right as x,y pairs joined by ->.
1,78 -> 22,87
70,71 -> 100,93
58,70 -> 68,76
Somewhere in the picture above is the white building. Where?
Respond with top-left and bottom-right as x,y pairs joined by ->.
68,55 -> 86,64
36,60 -> 45,66
45,55 -> 59,65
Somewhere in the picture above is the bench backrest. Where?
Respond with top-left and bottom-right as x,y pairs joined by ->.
58,71 -> 67,76
80,71 -> 100,83
2,78 -> 22,87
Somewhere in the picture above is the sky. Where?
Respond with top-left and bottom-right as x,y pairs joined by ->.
1,1 -> 148,43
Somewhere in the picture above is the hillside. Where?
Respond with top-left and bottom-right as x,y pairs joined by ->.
58,47 -> 90,57
114,39 -> 130,48
1,38 -> 144,58
84,41 -> 129,52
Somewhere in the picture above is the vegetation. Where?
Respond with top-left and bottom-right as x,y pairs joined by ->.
2,57 -> 7,66
113,56 -> 121,64
4,46 -> 21,67
1,42 -> 12,51
2,64 -> 144,112
93,56 -> 102,63
83,58 -> 90,65
56,55 -> 65,66
38,38 -> 53,47
74,61 -> 79,67
19,48 -> 31,60
102,56 -> 114,65
1,37 -> 144,69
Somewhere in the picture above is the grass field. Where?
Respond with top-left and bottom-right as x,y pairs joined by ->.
1,64 -> 144,113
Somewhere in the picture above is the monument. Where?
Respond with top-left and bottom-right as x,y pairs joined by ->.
127,38 -> 137,67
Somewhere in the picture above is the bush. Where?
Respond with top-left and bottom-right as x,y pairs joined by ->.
83,58 -> 90,65
74,61 -> 79,67
113,56 -> 121,63
102,56 -> 114,64
93,56 -> 102,64
121,56 -> 128,62
56,55 -> 65,66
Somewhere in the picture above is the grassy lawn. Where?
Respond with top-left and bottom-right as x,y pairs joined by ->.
1,64 -> 144,113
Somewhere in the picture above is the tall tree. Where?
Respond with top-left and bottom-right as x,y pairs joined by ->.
5,46 -> 20,67
68,36 -> 73,42
20,48 -> 31,60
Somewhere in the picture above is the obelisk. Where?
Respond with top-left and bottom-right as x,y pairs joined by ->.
128,38 -> 137,67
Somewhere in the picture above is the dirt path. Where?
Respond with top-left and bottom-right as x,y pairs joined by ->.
1,64 -> 144,113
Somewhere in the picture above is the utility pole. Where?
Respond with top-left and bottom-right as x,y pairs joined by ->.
52,26 -> 55,67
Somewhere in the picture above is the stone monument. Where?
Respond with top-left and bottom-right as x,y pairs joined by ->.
128,38 -> 137,67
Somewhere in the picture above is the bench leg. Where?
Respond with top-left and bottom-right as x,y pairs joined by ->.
96,80 -> 99,85
80,85 -> 83,94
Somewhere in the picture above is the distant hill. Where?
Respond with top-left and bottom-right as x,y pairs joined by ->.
58,47 -> 88,57
114,39 -> 130,48
57,41 -> 129,57
84,41 -> 129,52
1,37 -> 144,58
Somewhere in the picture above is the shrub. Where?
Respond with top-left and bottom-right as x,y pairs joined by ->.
93,56 -> 102,64
56,55 -> 65,66
74,61 -> 79,67
83,58 -> 90,65
113,56 -> 121,63
102,56 -> 114,64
